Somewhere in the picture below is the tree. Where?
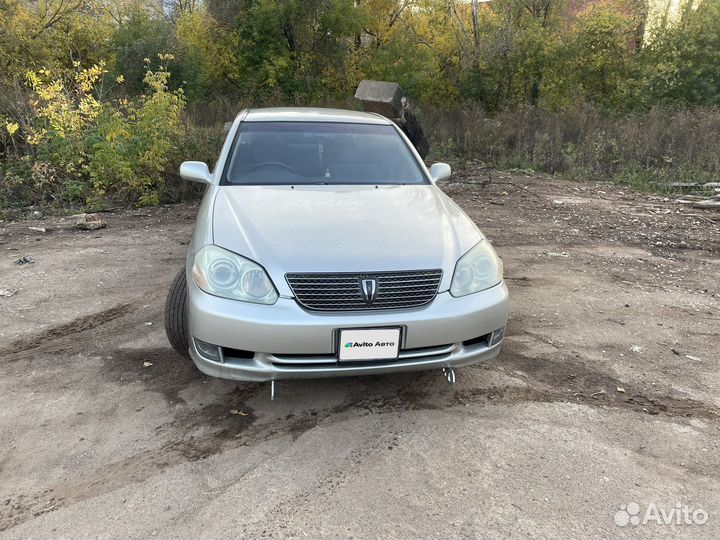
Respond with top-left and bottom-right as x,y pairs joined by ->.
234,0 -> 364,102
638,0 -> 720,107
546,2 -> 637,110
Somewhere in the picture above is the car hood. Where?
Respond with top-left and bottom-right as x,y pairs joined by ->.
211,184 -> 482,296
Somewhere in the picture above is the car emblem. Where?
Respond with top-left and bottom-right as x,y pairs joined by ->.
360,278 -> 378,304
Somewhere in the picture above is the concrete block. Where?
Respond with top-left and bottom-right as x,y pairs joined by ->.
354,80 -> 404,118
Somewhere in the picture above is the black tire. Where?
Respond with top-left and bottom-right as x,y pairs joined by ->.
165,268 -> 190,357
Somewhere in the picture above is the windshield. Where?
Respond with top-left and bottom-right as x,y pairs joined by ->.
222,121 -> 428,185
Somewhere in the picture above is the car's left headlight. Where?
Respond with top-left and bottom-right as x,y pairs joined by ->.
450,239 -> 503,297
192,245 -> 278,304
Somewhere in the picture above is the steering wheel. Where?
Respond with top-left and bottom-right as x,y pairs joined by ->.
247,161 -> 295,174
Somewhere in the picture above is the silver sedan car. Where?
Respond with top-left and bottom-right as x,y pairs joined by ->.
164,107 -> 508,383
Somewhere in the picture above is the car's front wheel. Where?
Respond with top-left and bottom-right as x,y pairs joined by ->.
164,268 -> 190,357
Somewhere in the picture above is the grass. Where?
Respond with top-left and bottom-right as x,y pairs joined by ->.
420,104 -> 720,194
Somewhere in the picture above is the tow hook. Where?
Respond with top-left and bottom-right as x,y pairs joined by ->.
270,380 -> 276,400
442,367 -> 457,386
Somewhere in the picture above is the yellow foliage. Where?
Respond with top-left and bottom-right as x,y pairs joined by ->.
25,63 -> 105,142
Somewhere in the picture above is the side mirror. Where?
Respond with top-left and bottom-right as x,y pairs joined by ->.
180,161 -> 212,184
429,162 -> 451,183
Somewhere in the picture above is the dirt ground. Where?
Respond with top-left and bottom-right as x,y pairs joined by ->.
0,170 -> 719,539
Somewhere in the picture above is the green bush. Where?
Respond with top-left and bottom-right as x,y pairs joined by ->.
160,124 -> 225,203
86,64 -> 186,206
14,58 -> 187,208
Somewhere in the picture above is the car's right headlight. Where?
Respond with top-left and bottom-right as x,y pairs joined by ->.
450,239 -> 503,297
192,245 -> 278,304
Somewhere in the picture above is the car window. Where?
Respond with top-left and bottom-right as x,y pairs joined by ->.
222,122 -> 428,185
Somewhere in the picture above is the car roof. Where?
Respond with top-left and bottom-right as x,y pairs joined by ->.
243,107 -> 392,125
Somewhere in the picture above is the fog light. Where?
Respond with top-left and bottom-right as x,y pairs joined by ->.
489,327 -> 505,347
194,338 -> 223,362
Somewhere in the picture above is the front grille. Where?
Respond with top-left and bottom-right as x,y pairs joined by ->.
286,270 -> 443,311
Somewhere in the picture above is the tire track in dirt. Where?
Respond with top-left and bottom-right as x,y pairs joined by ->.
0,303 -> 136,360
3,344 -> 718,534
102,347 -> 204,405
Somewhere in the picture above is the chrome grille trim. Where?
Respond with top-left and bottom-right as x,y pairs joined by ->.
285,269 -> 443,311
270,343 -> 457,366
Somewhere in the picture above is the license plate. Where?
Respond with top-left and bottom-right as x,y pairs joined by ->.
338,327 -> 401,361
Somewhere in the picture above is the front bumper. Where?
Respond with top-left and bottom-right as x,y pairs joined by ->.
187,279 -> 509,382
